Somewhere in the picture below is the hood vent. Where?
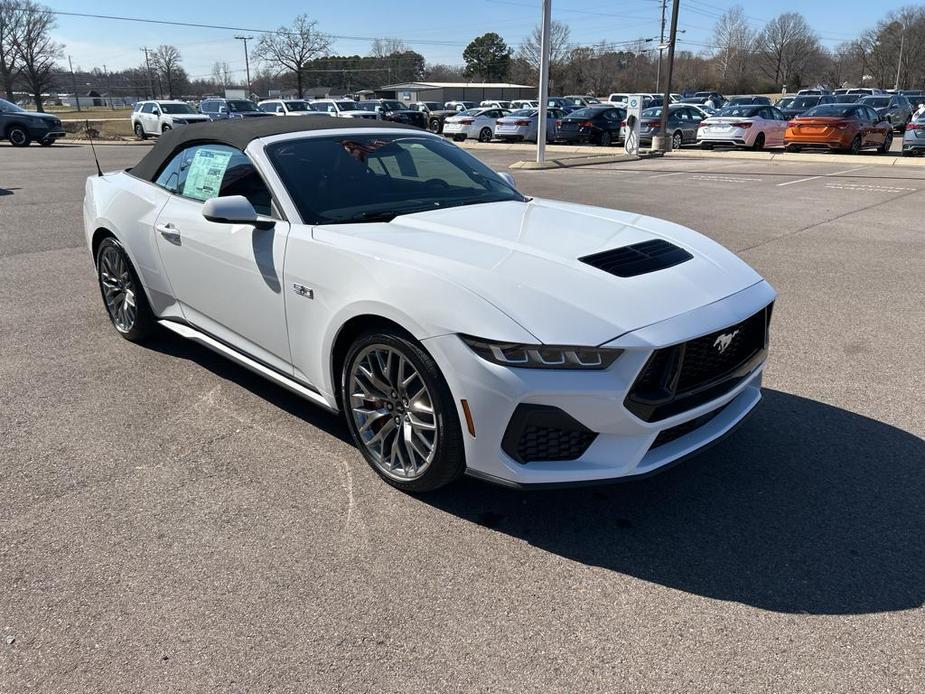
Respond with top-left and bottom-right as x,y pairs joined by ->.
579,239 -> 693,278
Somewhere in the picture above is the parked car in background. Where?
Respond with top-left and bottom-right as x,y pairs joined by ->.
623,103 -> 705,149
408,101 -> 457,133
725,95 -> 772,106
833,94 -> 861,104
856,94 -> 913,131
494,107 -> 567,142
0,97 -> 64,146
445,101 -> 476,112
132,100 -> 210,138
555,105 -> 626,146
797,88 -> 831,95
479,100 -> 511,109
510,99 -> 539,109
442,107 -> 510,142
902,113 -> 925,156
778,94 -> 836,119
784,103 -> 893,154
356,99 -> 427,128
775,95 -> 796,111
690,91 -> 726,107
563,95 -> 600,108
697,104 -> 789,150
257,99 -> 330,117
899,90 -> 925,106
199,98 -> 273,121
309,99 -> 379,119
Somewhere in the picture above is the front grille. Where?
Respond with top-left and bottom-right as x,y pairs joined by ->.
650,405 -> 725,449
625,304 -> 772,422
502,405 -> 597,464
580,239 -> 693,278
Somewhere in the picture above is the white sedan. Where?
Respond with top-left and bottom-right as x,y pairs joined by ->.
494,108 -> 567,142
258,99 -> 332,117
697,104 -> 789,150
442,107 -> 510,142
83,118 -> 775,492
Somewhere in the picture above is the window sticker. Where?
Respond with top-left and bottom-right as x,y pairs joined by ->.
182,148 -> 233,201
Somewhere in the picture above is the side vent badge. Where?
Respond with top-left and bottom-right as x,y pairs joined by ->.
292,283 -> 314,299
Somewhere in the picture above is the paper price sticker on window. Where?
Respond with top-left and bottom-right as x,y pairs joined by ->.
182,148 -> 233,201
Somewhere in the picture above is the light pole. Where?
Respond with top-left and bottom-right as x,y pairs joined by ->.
234,35 -> 254,97
894,24 -> 905,92
657,0 -> 681,152
536,0 -> 552,164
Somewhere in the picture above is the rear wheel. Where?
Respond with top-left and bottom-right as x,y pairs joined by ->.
95,237 -> 156,342
600,131 -> 612,147
453,134 -> 466,142
671,130 -> 683,150
752,132 -> 765,151
847,135 -> 862,154
428,119 -> 441,134
134,122 -> 147,140
785,144 -> 801,153
878,131 -> 893,154
478,127 -> 493,143
8,125 -> 30,147
342,332 -> 465,493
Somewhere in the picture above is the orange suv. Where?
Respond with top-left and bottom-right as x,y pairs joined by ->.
784,103 -> 893,154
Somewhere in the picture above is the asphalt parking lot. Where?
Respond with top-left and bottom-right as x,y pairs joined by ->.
1,142 -> 923,693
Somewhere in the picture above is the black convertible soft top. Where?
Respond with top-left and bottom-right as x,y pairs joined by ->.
130,117 -> 418,182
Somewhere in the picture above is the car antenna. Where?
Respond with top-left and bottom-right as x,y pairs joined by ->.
86,119 -> 103,177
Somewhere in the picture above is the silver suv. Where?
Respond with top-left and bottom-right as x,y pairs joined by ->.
131,100 -> 209,139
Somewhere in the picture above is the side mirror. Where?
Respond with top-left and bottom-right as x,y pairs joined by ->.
202,196 -> 274,230
496,171 -> 516,188
219,106 -> 228,114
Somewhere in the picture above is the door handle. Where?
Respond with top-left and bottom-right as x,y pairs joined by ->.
156,222 -> 182,245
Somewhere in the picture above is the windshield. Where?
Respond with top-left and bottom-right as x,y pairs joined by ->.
356,102 -> 379,111
0,98 -> 24,112
834,95 -> 858,103
227,100 -> 258,112
566,107 -> 603,119
802,105 -> 859,118
716,105 -> 762,118
335,101 -> 360,111
861,97 -> 890,108
267,134 -> 526,225
506,109 -> 536,118
284,101 -> 310,111
776,98 -> 794,109
791,97 -> 821,109
160,103 -> 195,114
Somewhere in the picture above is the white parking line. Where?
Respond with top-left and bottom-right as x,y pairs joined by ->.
826,183 -> 917,193
690,175 -> 762,183
776,166 -> 868,187
648,171 -> 687,179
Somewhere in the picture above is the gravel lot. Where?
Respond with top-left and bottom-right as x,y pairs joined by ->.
1,141 -> 923,693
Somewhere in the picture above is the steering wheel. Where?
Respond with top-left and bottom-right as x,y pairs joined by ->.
422,178 -> 450,190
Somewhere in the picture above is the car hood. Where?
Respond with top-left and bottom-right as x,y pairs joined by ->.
313,199 -> 763,345
25,111 -> 61,124
170,114 -> 210,121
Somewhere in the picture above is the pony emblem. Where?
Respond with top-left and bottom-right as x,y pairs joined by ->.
713,330 -> 739,354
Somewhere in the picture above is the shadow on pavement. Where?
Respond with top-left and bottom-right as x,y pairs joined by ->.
421,389 -> 925,616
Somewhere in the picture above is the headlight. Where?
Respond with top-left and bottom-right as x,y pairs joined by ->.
30,116 -> 48,126
460,335 -> 622,370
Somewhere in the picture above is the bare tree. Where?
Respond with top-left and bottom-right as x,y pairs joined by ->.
0,0 -> 22,101
370,37 -> 408,58
254,15 -> 331,99
151,44 -> 182,98
516,20 -> 572,73
757,12 -> 820,89
12,1 -> 61,111
211,60 -> 233,87
712,6 -> 755,92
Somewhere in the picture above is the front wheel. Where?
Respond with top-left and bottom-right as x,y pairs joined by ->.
671,130 -> 683,150
134,122 -> 147,140
8,125 -> 30,147
160,123 -> 172,135
428,119 -> 441,134
342,332 -> 465,492
96,237 -> 156,342
453,134 -> 466,142
39,137 -> 55,147
878,131 -> 893,154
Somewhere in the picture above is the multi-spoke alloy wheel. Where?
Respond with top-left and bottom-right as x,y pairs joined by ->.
342,332 -> 465,492
349,345 -> 438,480
95,237 -> 155,342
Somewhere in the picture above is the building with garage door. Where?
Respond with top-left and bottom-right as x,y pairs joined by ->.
377,82 -> 535,105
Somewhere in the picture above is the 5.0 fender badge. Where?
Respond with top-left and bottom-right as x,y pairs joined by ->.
292,283 -> 314,299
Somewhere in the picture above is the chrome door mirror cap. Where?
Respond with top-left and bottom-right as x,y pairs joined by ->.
496,171 -> 516,189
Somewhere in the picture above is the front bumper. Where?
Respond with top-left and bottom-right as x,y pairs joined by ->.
423,280 -> 776,487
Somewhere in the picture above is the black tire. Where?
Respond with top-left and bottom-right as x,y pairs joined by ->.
478,127 -> 492,143
161,123 -> 172,135
453,134 -> 466,142
847,135 -> 862,155
785,144 -> 801,153
752,132 -> 765,151
600,131 -> 612,147
341,331 -> 465,493
134,122 -> 147,140
39,137 -> 55,147
672,130 -> 683,150
95,237 -> 156,342
428,119 -> 441,134
700,142 -> 714,150
8,125 -> 30,147
878,131 -> 893,154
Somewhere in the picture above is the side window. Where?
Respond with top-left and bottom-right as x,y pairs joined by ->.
327,104 -> 337,113
688,108 -> 703,122
771,107 -> 786,120
141,103 -> 155,114
156,144 -> 273,216
201,101 -> 214,113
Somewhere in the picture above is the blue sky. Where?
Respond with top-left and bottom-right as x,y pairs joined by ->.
52,0 -> 907,80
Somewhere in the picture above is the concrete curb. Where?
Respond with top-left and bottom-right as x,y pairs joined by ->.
665,148 -> 925,168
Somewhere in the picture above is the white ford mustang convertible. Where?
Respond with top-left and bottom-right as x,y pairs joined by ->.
84,118 -> 775,492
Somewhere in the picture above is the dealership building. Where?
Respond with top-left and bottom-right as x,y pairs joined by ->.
377,81 -> 535,104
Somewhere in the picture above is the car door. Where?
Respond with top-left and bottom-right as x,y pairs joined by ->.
139,103 -> 156,133
766,107 -> 788,145
683,107 -> 703,141
861,106 -> 883,147
152,143 -> 293,372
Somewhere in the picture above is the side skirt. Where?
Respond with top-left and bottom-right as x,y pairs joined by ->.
157,320 -> 338,413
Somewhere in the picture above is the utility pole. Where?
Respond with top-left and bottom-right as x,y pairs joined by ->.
655,0 -> 667,93
536,0 -> 552,163
894,25 -> 905,92
103,64 -> 114,109
234,35 -> 253,97
68,55 -> 81,112
657,0 -> 681,152
141,47 -> 154,99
